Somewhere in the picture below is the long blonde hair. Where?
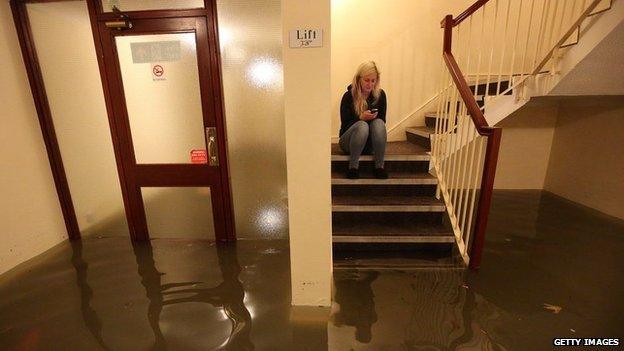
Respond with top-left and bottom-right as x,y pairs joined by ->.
351,61 -> 381,117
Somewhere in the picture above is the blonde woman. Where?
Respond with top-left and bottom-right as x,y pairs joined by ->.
339,61 -> 387,179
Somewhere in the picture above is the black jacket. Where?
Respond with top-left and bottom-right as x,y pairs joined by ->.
339,85 -> 387,137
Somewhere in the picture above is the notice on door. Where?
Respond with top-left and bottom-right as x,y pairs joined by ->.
151,64 -> 165,81
131,41 -> 180,63
190,149 -> 208,164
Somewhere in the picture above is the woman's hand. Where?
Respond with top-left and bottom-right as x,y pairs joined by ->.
360,110 -> 378,121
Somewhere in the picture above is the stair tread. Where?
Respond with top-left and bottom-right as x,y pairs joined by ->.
331,141 -> 428,156
333,194 -> 443,207
331,171 -> 437,184
406,126 -> 435,137
333,220 -> 453,237
333,257 -> 464,270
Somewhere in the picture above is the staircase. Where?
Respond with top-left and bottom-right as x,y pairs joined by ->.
466,0 -> 623,127
331,0 -> 622,270
331,123 -> 464,269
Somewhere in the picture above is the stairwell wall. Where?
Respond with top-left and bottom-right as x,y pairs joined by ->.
331,0 -> 474,142
0,1 -> 67,275
330,0 -> 585,142
493,101 -> 559,189
544,97 -> 624,220
283,0 -> 332,306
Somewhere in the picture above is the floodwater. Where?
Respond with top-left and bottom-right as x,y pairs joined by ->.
1,190 -> 623,350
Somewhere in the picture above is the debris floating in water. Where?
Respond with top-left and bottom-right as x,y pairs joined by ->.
543,303 -> 562,314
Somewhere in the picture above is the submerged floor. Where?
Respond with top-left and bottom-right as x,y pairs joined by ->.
0,190 -> 623,350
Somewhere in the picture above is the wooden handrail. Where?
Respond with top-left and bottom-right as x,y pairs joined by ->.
440,11 -> 501,269
443,53 -> 490,132
441,16 -> 490,134
440,0 -> 600,268
453,0 -> 490,27
468,127 -> 501,270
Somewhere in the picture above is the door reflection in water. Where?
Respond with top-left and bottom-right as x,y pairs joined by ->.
69,241 -> 252,350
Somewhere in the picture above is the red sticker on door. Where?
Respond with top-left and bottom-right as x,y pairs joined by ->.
190,149 -> 207,164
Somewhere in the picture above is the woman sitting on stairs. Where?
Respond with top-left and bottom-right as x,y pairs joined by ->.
339,61 -> 388,179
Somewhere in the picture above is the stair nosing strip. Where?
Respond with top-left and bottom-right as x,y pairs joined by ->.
332,235 -> 455,243
332,205 -> 446,212
333,262 -> 459,268
332,178 -> 438,185
331,154 -> 430,161
333,265 -> 465,271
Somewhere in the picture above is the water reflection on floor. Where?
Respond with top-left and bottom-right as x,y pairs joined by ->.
1,190 -> 623,350
329,269 -> 509,350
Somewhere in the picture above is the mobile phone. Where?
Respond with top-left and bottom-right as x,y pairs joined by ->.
370,108 -> 379,113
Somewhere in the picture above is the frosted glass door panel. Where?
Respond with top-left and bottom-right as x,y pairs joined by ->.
102,0 -> 204,12
216,0 -> 288,239
116,33 -> 206,164
142,187 -> 215,239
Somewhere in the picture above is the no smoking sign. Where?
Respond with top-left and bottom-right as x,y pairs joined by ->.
151,64 -> 166,81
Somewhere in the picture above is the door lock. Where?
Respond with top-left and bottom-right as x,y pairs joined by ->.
206,127 -> 219,166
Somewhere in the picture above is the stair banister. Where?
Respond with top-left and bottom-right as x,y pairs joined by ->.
531,0 -> 605,75
435,0 -> 607,268
438,8 -> 502,270
453,0 -> 490,26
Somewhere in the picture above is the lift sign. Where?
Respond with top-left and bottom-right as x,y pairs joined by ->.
289,28 -> 323,48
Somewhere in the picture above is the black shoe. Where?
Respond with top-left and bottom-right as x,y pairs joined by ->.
374,168 -> 388,179
346,168 -> 359,179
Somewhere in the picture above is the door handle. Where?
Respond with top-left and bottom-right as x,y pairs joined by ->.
206,127 -> 219,166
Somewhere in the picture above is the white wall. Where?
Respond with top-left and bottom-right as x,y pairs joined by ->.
330,0 -> 609,142
331,0 -> 473,141
12,1 -> 289,241
283,0 -> 332,306
0,1 -> 67,275
491,95 -> 624,220
544,97 -> 624,220
494,100 -> 558,189
27,2 -> 128,237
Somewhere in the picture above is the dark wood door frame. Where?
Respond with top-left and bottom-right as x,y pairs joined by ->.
88,0 -> 235,242
10,0 -> 236,242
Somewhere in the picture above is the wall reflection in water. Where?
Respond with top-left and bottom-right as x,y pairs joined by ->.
69,241 -> 510,350
69,241 -> 253,350
11,237 -> 514,350
330,270 -> 509,351
70,241 -> 110,351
